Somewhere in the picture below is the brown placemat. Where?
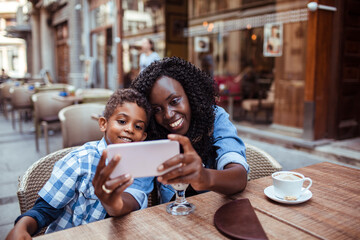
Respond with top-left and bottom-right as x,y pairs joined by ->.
214,198 -> 268,240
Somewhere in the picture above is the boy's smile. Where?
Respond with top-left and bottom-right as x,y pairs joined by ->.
99,102 -> 148,145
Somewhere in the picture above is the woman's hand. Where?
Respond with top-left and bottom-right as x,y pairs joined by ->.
157,134 -> 248,195
92,150 -> 138,216
157,134 -> 211,191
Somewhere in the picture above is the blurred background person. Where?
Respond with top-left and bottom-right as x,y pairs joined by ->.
139,38 -> 160,72
0,68 -> 10,83
234,61 -> 258,99
199,40 -> 214,79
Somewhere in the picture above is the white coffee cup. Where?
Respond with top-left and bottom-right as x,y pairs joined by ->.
272,171 -> 312,200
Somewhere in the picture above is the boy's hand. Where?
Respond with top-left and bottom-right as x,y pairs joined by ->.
93,150 -> 136,216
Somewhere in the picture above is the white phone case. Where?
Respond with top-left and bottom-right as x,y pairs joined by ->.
107,139 -> 180,178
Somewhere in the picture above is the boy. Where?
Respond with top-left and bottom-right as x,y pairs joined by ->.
7,88 -> 151,239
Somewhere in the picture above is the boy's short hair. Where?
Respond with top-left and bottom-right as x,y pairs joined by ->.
103,88 -> 151,124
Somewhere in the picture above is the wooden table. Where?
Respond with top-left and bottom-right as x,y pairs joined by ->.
231,162 -> 360,239
53,95 -> 83,104
53,94 -> 111,105
35,162 -> 360,239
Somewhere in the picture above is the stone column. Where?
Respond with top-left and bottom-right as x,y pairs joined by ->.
68,0 -> 83,88
30,10 -> 41,77
39,7 -> 55,80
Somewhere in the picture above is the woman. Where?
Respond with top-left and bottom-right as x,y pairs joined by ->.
131,57 -> 249,203
139,38 -> 160,72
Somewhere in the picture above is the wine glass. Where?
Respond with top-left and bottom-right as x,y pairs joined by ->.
166,183 -> 195,215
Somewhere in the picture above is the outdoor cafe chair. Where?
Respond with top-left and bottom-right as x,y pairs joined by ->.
17,146 -> 78,236
32,91 -> 73,154
241,82 -> 275,123
0,81 -> 17,120
58,103 -> 105,148
9,85 -> 33,132
245,143 -> 282,181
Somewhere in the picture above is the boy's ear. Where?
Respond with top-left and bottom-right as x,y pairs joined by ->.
98,117 -> 107,132
141,132 -> 147,141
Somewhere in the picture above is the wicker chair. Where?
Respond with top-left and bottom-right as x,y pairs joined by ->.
32,91 -> 72,154
245,143 -> 282,181
242,82 -> 275,123
17,147 -> 78,235
0,81 -> 16,119
9,85 -> 33,132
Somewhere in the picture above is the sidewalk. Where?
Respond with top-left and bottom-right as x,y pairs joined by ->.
0,113 -> 63,239
0,112 -> 359,239
235,123 -> 360,169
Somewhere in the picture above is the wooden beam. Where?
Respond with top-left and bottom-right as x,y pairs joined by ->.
303,0 -> 336,140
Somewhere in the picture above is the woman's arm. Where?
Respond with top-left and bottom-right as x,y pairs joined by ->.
198,163 -> 247,194
212,106 -> 248,171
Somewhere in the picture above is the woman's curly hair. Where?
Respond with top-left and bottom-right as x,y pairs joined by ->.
131,57 -> 218,168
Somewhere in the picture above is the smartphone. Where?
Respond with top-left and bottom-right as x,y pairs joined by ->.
107,139 -> 180,178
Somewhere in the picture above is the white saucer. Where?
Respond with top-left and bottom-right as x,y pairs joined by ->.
264,185 -> 312,205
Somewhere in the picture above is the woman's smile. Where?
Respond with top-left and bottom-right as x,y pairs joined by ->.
169,117 -> 184,129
